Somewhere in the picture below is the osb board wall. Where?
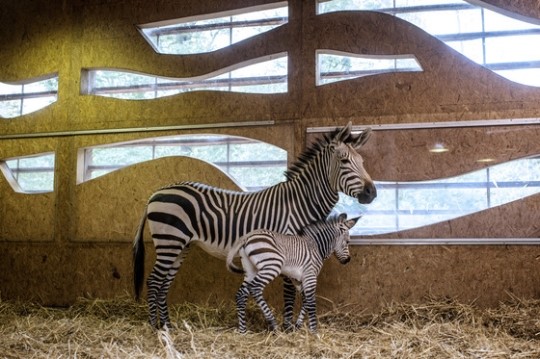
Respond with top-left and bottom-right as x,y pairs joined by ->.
1,0 -> 540,307
1,242 -> 539,309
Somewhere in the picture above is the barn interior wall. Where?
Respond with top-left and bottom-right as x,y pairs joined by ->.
1,0 -> 539,310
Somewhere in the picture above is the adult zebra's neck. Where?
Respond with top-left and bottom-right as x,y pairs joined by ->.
283,147 -> 338,224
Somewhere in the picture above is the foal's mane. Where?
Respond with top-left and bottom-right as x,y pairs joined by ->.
298,214 -> 342,236
284,127 -> 355,181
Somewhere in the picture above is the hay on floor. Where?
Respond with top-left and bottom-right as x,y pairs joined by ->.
1,295 -> 539,358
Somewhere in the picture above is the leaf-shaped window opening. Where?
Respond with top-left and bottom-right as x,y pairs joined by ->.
0,74 -> 58,119
82,53 -> 288,99
317,1 -> 540,87
78,134 -> 287,192
138,2 -> 288,55
0,153 -> 55,193
317,50 -> 423,85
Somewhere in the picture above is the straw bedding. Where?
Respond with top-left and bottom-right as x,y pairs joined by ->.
1,295 -> 539,358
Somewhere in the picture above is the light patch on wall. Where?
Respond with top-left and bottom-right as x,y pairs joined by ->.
0,74 -> 58,119
0,152 -> 55,193
78,134 -> 287,192
138,2 -> 288,55
81,53 -> 288,99
316,50 -> 423,85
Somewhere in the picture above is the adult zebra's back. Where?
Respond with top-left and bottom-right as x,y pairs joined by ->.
133,122 -> 377,329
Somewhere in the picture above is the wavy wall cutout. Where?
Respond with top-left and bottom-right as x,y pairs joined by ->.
317,0 -> 540,87
317,50 -> 423,85
0,152 -> 55,193
0,74 -> 58,119
77,134 -> 287,191
82,53 -> 287,99
335,155 -> 540,236
138,2 -> 288,55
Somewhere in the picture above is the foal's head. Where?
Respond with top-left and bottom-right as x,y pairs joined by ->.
332,213 -> 360,264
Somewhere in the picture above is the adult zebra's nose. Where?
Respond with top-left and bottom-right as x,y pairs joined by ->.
357,181 -> 377,204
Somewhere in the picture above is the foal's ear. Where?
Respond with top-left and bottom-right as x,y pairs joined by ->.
345,216 -> 361,229
352,127 -> 372,150
334,121 -> 353,143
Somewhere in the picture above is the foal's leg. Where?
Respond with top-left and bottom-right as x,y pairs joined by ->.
249,268 -> 281,331
282,277 -> 297,331
302,275 -> 318,333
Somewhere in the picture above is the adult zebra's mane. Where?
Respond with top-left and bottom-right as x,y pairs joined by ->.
284,127 -> 354,181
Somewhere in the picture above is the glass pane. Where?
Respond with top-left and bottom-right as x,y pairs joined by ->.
3,153 -> 55,193
494,68 -> 540,87
397,9 -> 482,36
484,10 -> 538,32
12,155 -> 55,168
318,53 -> 422,85
0,100 -> 22,118
16,171 -> 54,193
140,4 -> 288,55
90,146 -> 153,166
318,0 -> 394,13
485,34 -> 540,64
0,82 -> 22,95
22,96 -> 57,116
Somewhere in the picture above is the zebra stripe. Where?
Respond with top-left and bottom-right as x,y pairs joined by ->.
226,214 -> 360,333
133,122 -> 376,329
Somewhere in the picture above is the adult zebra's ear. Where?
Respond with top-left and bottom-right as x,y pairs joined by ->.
335,121 -> 353,142
352,127 -> 372,150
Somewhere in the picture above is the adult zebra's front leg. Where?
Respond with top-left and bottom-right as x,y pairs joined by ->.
147,243 -> 192,330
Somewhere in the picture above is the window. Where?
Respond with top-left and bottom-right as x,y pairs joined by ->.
317,50 -> 423,85
138,2 -> 288,54
0,153 -> 55,193
317,1 -> 540,87
0,74 -> 58,119
309,120 -> 540,239
81,53 -> 288,99
79,134 -> 287,191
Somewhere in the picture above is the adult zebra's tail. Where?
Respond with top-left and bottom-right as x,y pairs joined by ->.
226,234 -> 247,274
133,207 -> 147,301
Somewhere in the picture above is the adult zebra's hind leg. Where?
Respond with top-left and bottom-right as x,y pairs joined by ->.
147,243 -> 191,329
235,282 -> 250,333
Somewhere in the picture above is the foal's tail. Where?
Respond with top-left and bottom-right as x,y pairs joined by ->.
133,206 -> 147,301
226,234 -> 247,274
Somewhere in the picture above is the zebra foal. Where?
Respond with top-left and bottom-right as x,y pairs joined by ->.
226,213 -> 360,333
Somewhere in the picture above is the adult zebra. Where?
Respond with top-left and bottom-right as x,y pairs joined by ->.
133,122 -> 376,330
